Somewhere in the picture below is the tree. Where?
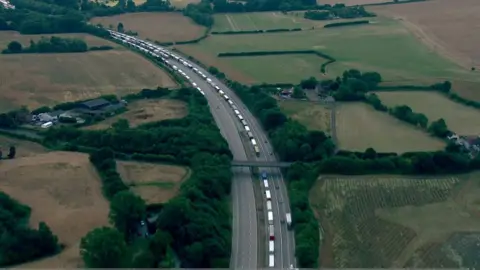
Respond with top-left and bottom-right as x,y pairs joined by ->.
7,146 -> 15,159
291,87 -> 304,99
80,227 -> 127,268
7,41 -> 22,53
117,22 -> 124,33
428,118 -> 449,138
300,77 -> 318,89
150,229 -> 173,260
109,191 -> 146,239
0,149 -> 2,159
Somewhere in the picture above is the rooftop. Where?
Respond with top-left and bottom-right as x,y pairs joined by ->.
81,98 -> 111,108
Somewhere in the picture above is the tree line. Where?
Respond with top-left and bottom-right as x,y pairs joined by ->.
304,4 -> 375,21
0,192 -> 61,267
3,36 -> 89,54
212,28 -> 302,35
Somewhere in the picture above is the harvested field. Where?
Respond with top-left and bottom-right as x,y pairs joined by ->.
0,135 -> 48,158
370,0 -> 480,71
91,12 -> 205,42
0,50 -> 177,112
310,173 -> 480,268
117,161 -> 190,204
0,151 -> 109,268
376,91 -> 480,135
178,16 -> 479,86
0,31 -> 118,49
85,99 -> 188,130
335,102 -> 445,152
278,100 -> 332,134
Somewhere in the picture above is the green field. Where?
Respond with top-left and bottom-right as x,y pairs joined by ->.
179,16 -> 479,85
212,12 -> 315,32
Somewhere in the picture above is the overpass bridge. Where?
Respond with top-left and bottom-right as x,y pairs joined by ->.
231,160 -> 293,168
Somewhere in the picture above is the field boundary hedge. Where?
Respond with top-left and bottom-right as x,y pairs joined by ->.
373,82 -> 480,110
211,28 -> 302,35
324,20 -> 369,28
217,49 -> 336,73
363,0 -> 428,7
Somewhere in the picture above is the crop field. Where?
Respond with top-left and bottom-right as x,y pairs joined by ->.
335,102 -> 445,152
310,173 -> 480,268
91,12 -> 205,42
370,0 -> 480,100
376,91 -> 480,135
0,31 -> 118,49
278,100 -> 332,134
212,12 -> 316,32
0,151 -> 109,268
178,15 -> 479,86
85,99 -> 188,130
0,49 -> 177,112
117,161 -> 190,204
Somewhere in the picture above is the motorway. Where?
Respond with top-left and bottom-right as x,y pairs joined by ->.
181,60 -> 296,269
107,30 -> 295,269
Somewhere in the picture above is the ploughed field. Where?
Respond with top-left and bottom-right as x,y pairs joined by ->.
0,32 -> 177,112
91,12 -> 206,42
117,161 -> 190,204
376,91 -> 480,135
0,144 -> 109,268
84,99 -> 188,130
310,173 -> 480,268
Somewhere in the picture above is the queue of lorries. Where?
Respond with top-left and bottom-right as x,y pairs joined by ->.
262,171 -> 292,268
107,29 -> 261,157
108,29 -> 295,269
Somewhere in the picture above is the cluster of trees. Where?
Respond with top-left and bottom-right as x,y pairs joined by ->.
211,28 -> 302,35
0,107 -> 30,129
0,192 -> 60,266
304,4 -> 375,20
183,0 -> 213,27
3,36 -> 88,54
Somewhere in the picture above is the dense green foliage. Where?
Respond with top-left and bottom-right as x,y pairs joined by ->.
183,0 -> 213,27
324,20 -> 370,28
211,28 -> 302,35
304,5 -> 374,20
80,227 -> 128,268
109,191 -> 147,240
3,36 -> 88,54
0,192 -> 60,266
286,162 -> 320,268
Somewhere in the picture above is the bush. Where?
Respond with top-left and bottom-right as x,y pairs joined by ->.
89,45 -> 114,51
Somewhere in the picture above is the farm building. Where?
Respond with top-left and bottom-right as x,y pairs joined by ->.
75,98 -> 126,116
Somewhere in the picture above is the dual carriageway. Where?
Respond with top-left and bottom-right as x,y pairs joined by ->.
103,29 -> 298,269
